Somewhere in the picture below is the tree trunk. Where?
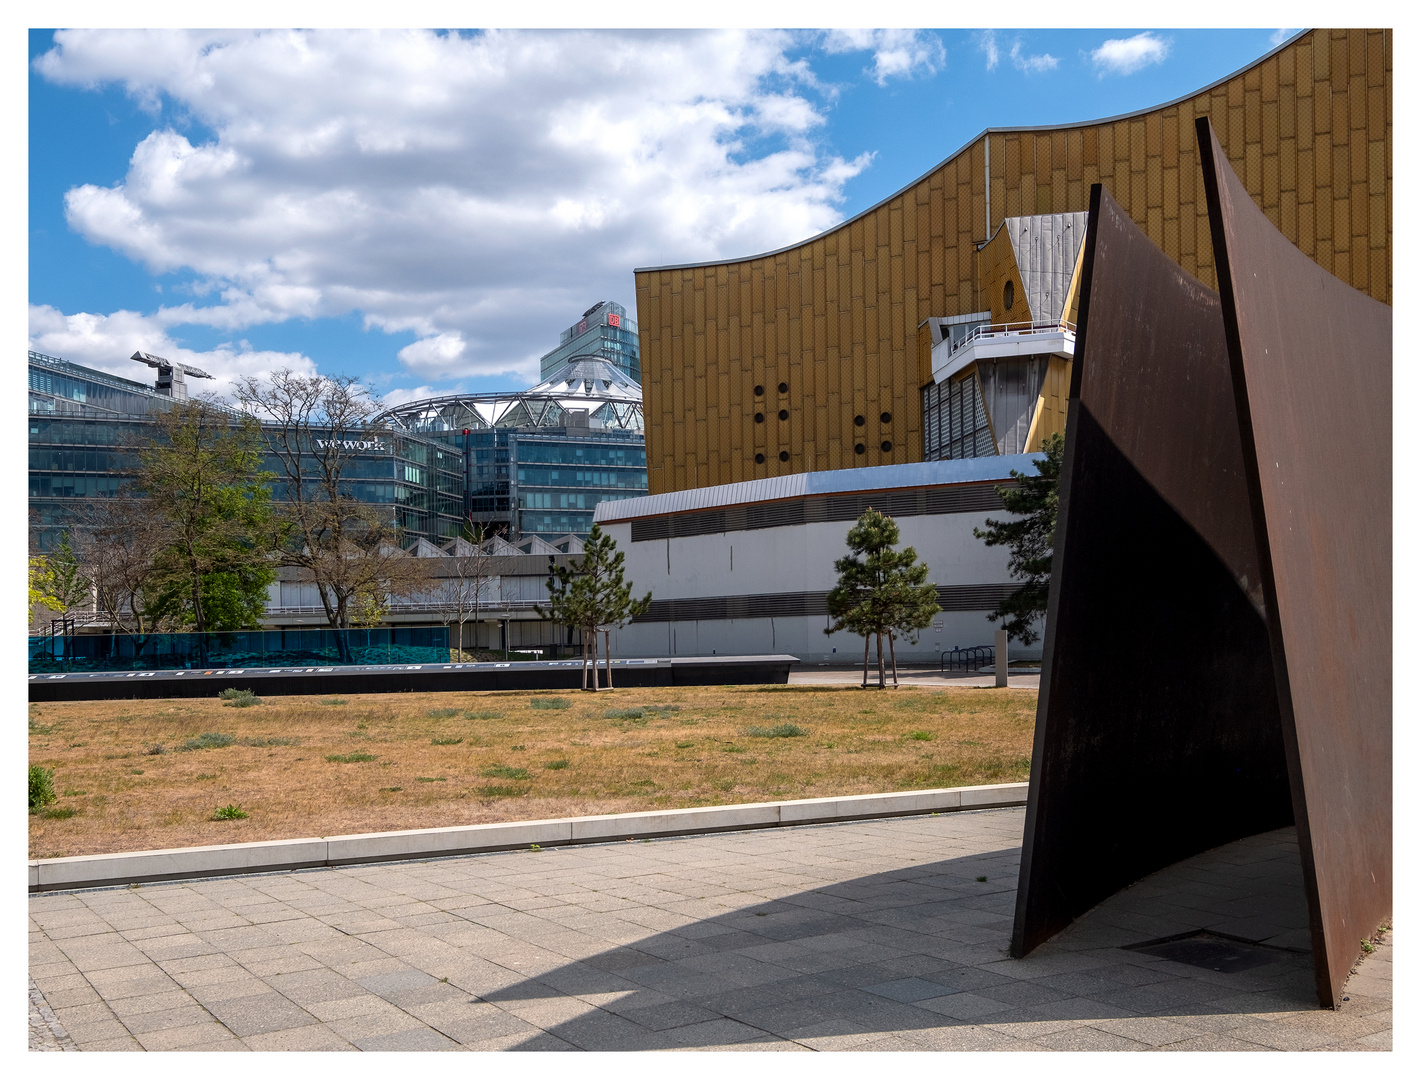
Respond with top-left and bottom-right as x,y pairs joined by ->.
604,629 -> 613,689
888,631 -> 899,687
580,628 -> 589,690
876,632 -> 886,689
862,635 -> 870,688
589,624 -> 600,691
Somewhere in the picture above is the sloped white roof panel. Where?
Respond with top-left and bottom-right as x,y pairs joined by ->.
595,455 -> 1041,523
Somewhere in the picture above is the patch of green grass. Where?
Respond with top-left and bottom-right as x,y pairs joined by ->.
529,698 -> 570,710
511,744 -> 526,751
241,737 -> 298,747
29,720 -> 56,735
194,773 -> 218,781
212,804 -> 249,820
42,806 -> 79,820
427,707 -> 461,719
68,742 -> 88,748
465,710 -> 503,720
482,765 -> 530,780
415,776 -> 447,783
29,765 -> 57,810
218,688 -> 262,708
746,723 -> 808,738
976,875 -> 988,883
544,759 -> 570,770
129,768 -> 145,775
379,786 -> 403,793
62,788 -> 86,797
605,707 -> 645,720
179,732 -> 236,751
325,753 -> 378,764
431,737 -> 464,746
907,730 -> 934,741
674,741 -> 695,749
321,698 -> 347,706
722,744 -> 746,753
478,784 -> 529,797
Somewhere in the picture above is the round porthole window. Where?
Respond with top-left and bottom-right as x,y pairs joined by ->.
755,453 -> 765,464
881,440 -> 893,453
854,414 -> 865,426
777,382 -> 788,394
754,384 -> 764,397
754,412 -> 764,423
1003,280 -> 1015,311
880,411 -> 892,424
779,450 -> 790,462
854,443 -> 866,454
778,409 -> 789,421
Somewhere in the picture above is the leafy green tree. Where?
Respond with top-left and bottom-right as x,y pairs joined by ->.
135,402 -> 282,634
825,508 -> 941,689
973,431 -> 1065,646
538,524 -> 650,691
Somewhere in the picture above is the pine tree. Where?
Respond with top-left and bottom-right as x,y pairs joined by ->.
538,524 -> 650,691
825,508 -> 941,689
973,431 -> 1064,646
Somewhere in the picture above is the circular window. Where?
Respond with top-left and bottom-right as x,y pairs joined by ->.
853,414 -> 865,426
753,384 -> 764,396
881,440 -> 893,453
779,450 -> 790,462
854,443 -> 866,455
1003,280 -> 1015,311
777,381 -> 788,394
755,452 -> 765,464
880,411 -> 892,424
754,412 -> 764,423
778,409 -> 789,421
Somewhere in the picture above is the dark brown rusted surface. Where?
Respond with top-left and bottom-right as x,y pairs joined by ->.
1198,117 -> 1392,1008
1011,184 -> 1291,960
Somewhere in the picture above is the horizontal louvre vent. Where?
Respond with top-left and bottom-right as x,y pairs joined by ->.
634,583 -> 1019,623
628,481 -> 1015,543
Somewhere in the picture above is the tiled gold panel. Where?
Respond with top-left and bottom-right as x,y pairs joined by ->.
637,30 -> 1390,496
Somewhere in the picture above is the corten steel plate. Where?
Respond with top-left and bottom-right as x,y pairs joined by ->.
1199,117 -> 1392,1008
1010,184 -> 1293,964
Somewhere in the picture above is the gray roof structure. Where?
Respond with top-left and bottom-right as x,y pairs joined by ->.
1004,212 -> 1089,324
594,455 -> 1041,523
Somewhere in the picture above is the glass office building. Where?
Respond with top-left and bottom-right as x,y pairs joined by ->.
376,354 -> 648,540
538,300 -> 640,382
28,351 -> 463,551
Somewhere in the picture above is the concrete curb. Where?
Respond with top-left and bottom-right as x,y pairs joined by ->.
28,782 -> 1028,893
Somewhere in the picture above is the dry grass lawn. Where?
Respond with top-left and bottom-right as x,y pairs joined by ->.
29,684 -> 1037,859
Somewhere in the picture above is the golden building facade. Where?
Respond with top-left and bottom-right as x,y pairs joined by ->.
634,29 -> 1391,495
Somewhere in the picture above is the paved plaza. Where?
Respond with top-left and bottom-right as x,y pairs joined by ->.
29,808 -> 1390,1051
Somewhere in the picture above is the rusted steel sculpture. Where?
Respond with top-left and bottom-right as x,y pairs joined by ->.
1197,116 -> 1392,1007
1011,121 -> 1391,1009
1009,182 -> 1292,967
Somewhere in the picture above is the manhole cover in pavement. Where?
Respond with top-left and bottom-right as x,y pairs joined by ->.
1123,931 -> 1286,973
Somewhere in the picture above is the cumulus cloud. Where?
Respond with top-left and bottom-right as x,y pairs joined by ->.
1010,42 -> 1058,75
1090,32 -> 1170,77
28,303 -> 318,402
32,29 -> 880,388
977,30 -> 1000,71
822,30 -> 945,86
1270,29 -> 1300,47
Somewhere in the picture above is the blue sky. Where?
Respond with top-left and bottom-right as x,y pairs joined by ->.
29,28 -> 1296,405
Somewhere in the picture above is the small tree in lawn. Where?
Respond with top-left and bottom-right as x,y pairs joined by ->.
973,431 -> 1064,646
537,524 -> 649,691
825,508 -> 940,689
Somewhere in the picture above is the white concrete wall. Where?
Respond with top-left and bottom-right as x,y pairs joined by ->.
604,510 -> 1043,664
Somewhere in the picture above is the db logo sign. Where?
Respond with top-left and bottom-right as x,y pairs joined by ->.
607,313 -> 621,327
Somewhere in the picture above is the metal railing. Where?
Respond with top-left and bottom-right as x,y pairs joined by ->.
948,320 -> 1076,356
941,645 -> 995,673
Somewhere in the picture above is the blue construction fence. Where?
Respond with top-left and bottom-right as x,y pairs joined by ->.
28,626 -> 451,674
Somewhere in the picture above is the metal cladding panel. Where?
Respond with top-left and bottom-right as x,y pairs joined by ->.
1011,184 -> 1292,965
1199,117 -> 1392,1008
1005,213 -> 1089,324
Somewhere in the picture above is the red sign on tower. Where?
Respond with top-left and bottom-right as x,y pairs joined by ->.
607,313 -> 621,328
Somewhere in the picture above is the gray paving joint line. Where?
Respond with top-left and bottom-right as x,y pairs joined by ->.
28,782 -> 1028,894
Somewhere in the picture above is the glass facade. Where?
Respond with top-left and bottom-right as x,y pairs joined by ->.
27,352 -> 463,551
922,371 -> 997,461
511,431 -> 647,538
538,300 -> 641,382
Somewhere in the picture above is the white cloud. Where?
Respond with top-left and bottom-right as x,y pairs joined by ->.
1090,32 -> 1170,77
821,30 -> 945,87
32,29 -> 880,387
28,303 -> 318,402
1270,29 -> 1300,47
977,30 -> 1000,71
1010,42 -> 1058,75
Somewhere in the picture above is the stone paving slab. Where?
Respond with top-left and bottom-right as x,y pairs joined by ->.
29,809 -> 1390,1052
